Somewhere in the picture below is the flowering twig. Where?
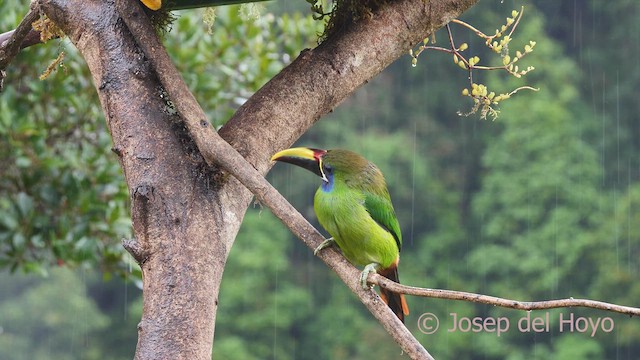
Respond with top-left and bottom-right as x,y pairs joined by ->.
410,6 -> 539,120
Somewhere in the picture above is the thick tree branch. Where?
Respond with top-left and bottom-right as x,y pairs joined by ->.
220,0 -> 479,172
371,274 -> 640,316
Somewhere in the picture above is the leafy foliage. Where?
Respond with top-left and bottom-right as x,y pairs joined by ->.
0,4 -> 322,275
172,7 -> 323,127
0,5 -> 130,274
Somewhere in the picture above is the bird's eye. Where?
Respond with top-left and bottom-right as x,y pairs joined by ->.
323,164 -> 333,174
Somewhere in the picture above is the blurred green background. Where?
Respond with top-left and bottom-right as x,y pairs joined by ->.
0,0 -> 638,359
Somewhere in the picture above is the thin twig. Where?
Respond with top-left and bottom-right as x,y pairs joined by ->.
0,1 -> 40,91
444,23 -> 473,83
450,6 -> 524,45
450,18 -> 487,38
371,274 -> 640,316
507,85 -> 539,96
421,45 -> 452,53
0,29 -> 43,53
507,6 -> 524,39
416,6 -> 535,119
0,3 -> 39,67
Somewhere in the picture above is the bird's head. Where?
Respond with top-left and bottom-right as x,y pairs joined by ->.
271,147 -> 381,187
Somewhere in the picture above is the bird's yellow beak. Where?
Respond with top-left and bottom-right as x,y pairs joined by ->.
271,147 -> 319,162
271,147 -> 328,181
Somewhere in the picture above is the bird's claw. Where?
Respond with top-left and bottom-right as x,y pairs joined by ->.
313,237 -> 335,256
360,263 -> 379,289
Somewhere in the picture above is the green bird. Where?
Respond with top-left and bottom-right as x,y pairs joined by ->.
271,147 -> 409,322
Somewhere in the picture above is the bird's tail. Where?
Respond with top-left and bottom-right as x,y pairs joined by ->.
378,265 -> 409,323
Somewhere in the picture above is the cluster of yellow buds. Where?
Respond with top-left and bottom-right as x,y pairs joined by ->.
450,43 -> 473,69
501,39 -> 537,77
460,83 -> 519,119
468,56 -> 480,66
453,54 -> 466,69
485,9 -> 520,54
409,37 -> 430,67
507,64 -> 535,78
524,40 -> 536,53
490,35 -> 511,54
502,40 -> 536,77
463,83 -> 514,102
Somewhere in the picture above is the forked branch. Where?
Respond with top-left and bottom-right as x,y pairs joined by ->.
114,1 -> 434,359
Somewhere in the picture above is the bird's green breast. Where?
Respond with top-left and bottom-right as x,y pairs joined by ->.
314,183 -> 399,268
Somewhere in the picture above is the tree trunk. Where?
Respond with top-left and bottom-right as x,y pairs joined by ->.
42,2 -> 236,358
41,0 -> 477,358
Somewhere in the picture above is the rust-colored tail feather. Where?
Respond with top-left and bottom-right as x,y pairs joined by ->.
378,265 -> 409,323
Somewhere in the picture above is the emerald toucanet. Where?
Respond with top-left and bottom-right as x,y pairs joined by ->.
271,147 -> 409,322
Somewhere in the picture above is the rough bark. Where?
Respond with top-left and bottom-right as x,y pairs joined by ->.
42,2 -> 232,359
40,0 -> 478,359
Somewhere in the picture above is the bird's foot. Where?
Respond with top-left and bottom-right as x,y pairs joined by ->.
360,263 -> 380,289
313,237 -> 335,256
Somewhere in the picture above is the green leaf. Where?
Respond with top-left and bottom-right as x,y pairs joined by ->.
12,232 -> 26,251
15,192 -> 34,217
0,213 -> 18,231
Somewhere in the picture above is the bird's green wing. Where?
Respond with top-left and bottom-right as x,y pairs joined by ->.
364,192 -> 402,252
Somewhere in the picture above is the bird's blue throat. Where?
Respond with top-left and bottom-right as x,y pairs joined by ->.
321,172 -> 334,192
